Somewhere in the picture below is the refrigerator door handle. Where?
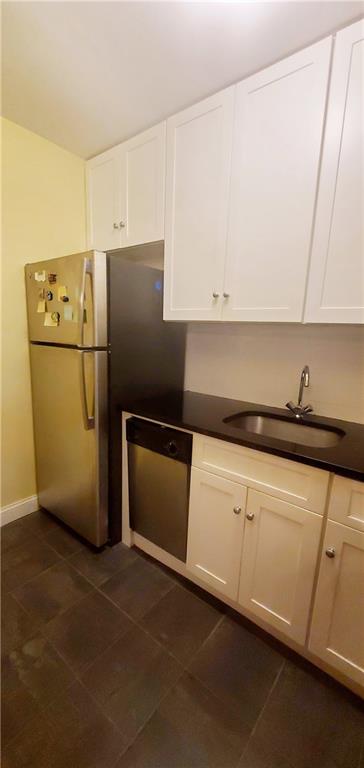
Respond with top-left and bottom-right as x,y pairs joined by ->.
79,257 -> 93,347
80,351 -> 95,430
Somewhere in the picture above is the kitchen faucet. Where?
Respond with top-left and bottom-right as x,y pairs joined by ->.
286,365 -> 313,419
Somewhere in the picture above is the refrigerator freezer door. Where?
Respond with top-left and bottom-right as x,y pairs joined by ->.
25,251 -> 107,347
30,344 -> 108,546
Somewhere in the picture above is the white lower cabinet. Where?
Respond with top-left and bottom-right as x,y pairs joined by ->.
309,520 -> 364,687
126,417 -> 364,692
187,468 -> 247,600
238,490 -> 322,644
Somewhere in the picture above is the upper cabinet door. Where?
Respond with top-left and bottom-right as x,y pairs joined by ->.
305,20 -> 364,323
87,146 -> 123,252
87,123 -> 166,252
223,38 -> 332,322
163,88 -> 235,320
120,122 -> 166,248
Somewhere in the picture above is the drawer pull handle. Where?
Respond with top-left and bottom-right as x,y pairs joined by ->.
233,506 -> 241,515
325,547 -> 336,559
246,511 -> 254,521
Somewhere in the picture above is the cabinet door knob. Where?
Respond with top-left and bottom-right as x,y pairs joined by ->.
119,220 -> 126,228
246,511 -> 254,521
233,506 -> 241,515
223,292 -> 230,298
212,292 -> 220,299
113,222 -> 119,229
325,547 -> 336,559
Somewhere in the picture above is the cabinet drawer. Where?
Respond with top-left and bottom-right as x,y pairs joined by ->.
329,476 -> 364,532
192,434 -> 329,514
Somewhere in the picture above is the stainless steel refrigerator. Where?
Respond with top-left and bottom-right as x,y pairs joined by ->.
25,244 -> 186,548
25,250 -> 108,546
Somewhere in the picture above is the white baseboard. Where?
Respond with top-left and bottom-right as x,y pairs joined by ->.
0,495 -> 39,527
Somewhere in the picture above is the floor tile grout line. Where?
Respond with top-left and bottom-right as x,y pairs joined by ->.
182,611 -> 226,670
133,544 -> 233,615
6,532 -> 221,673
9,538 -> 265,701
77,593 -> 185,680
7,567 -> 97,635
26,555 -> 213,752
91,560 -> 228,669
89,574 -> 223,670
2,636 -> 130,754
68,547 -> 142,591
42,608 -> 188,758
107,630 -> 265,768
145,565 -> 227,613
6,584 -> 135,749
14,535 -> 283,698
107,653 -> 188,766
10,581 -> 142,688
6,542 -> 220,675
4,550 -> 65,596
3,514 -> 85,560
235,659 -> 286,767
5,528 -> 128,602
43,632 -> 134,740
29,523 -> 86,559
5,529 -> 364,768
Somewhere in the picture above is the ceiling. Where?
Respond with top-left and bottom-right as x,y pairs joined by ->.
2,1 -> 363,159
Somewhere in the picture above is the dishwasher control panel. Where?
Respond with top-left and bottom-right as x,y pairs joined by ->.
126,417 -> 192,464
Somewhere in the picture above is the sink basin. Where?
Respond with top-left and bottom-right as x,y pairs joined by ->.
223,411 -> 345,449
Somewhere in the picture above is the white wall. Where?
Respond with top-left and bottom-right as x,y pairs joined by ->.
185,323 -> 364,424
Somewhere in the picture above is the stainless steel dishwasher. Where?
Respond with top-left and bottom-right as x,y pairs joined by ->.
126,417 -> 192,562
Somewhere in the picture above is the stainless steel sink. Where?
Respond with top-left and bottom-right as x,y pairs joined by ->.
223,412 -> 345,449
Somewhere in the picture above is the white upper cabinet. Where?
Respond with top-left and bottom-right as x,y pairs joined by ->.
87,122 -> 166,251
305,20 -> 364,324
163,88 -> 235,320
87,146 -> 122,252
121,123 -> 166,247
223,38 -> 332,322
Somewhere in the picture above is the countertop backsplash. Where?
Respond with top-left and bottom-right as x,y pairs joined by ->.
185,323 -> 364,425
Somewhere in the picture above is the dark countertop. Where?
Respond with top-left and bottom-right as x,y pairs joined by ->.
122,390 -> 364,482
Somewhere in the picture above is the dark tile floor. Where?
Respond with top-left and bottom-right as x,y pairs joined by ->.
1,510 -> 364,768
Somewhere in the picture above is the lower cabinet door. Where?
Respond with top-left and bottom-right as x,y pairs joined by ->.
309,521 -> 364,686
238,490 -> 322,644
187,468 -> 247,600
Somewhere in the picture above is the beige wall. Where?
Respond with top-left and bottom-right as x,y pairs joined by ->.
185,323 -> 364,424
1,118 -> 86,508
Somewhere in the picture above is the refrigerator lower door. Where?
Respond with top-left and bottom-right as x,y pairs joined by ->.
30,344 -> 108,546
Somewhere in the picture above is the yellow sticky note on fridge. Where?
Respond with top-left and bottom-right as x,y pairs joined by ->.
58,285 -> 67,301
44,312 -> 58,327
37,300 -> 46,313
64,305 -> 73,321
